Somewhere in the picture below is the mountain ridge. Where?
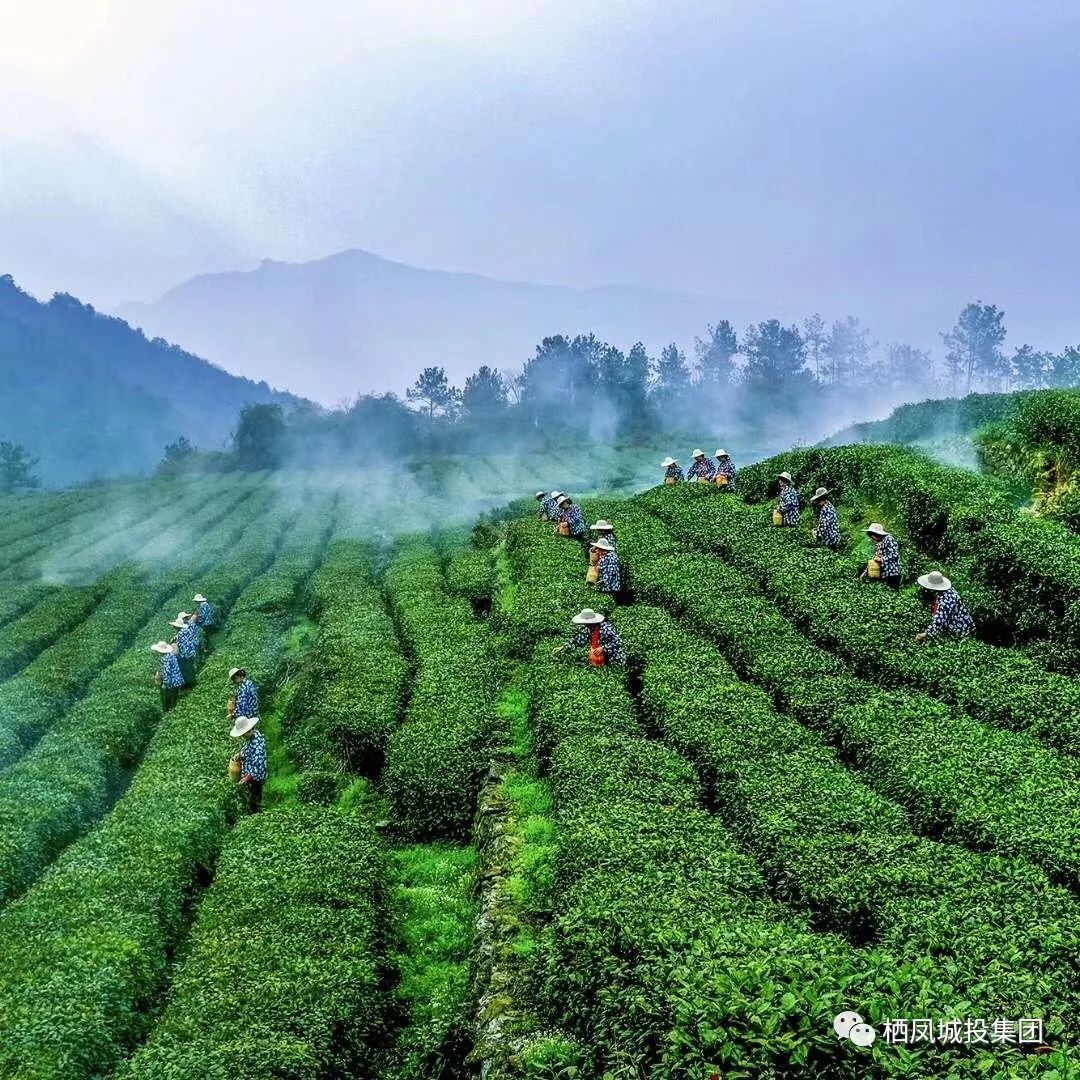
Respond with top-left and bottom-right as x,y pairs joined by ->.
116,247 -> 743,405
0,275 -> 301,485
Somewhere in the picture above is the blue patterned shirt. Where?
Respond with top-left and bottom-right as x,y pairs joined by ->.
715,460 -> 737,491
235,678 -> 259,718
687,457 -> 716,481
161,653 -> 185,689
196,601 -> 215,628
779,486 -> 801,525
926,588 -> 975,639
560,504 -> 586,537
664,464 -> 685,482
874,534 -> 902,578
567,622 -> 627,665
240,731 -> 268,782
538,496 -> 558,520
177,623 -> 201,659
595,551 -> 621,593
814,502 -> 841,549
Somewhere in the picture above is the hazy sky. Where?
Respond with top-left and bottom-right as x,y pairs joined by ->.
3,0 -> 1080,354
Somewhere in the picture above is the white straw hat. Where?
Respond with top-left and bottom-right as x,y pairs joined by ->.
778,472 -> 793,483
571,608 -> 606,625
169,617 -> 188,629
192,594 -> 208,604
535,491 -> 546,500
550,490 -> 563,500
866,522 -> 887,536
230,715 -> 260,738
918,570 -> 952,592
591,537 -> 615,553
715,449 -> 729,458
150,641 -> 174,654
557,495 -> 570,505
692,448 -> 705,458
590,520 -> 614,531
811,487 -> 830,501
661,457 -> 677,467
228,667 -> 244,680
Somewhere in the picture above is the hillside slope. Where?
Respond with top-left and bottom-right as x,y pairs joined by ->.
117,248 -> 730,403
0,276 -> 299,484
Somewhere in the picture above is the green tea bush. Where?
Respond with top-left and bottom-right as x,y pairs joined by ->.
492,517 -> 596,656
614,602 -> 1080,1039
119,808 -> 389,1079
640,485 -> 1080,754
737,443 -> 1080,660
0,509 -> 330,1078
0,581 -> 107,680
382,538 -> 507,838
287,541 -> 408,775
523,644 -> 964,1077
611,501 -> 1080,887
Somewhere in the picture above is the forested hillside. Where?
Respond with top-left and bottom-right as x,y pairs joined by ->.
0,276 -> 298,484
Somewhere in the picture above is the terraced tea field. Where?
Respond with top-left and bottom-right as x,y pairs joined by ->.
0,444 -> 1076,1078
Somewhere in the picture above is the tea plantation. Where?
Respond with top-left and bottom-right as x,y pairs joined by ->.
0,441 -> 1076,1078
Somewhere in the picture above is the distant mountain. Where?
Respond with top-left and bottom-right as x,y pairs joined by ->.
117,249 -> 732,404
0,276 -> 300,485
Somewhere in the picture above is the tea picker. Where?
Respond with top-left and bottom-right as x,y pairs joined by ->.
686,448 -> 716,483
661,457 -> 684,484
587,536 -> 621,593
713,449 -> 736,491
555,608 -> 627,666
589,519 -> 617,550
915,571 -> 975,642
170,613 -> 201,686
541,491 -> 563,520
229,715 -> 267,814
191,593 -> 215,633
555,495 -> 586,538
151,641 -> 184,713
228,667 -> 259,719
772,472 -> 801,526
860,524 -> 902,589
810,488 -> 841,550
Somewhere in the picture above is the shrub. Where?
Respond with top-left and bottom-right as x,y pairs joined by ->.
119,808 -> 388,1078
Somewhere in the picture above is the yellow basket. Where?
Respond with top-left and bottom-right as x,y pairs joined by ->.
228,757 -> 241,781
867,559 -> 882,579
586,566 -> 599,584
772,508 -> 784,526
664,476 -> 676,486
715,473 -> 728,486
557,522 -> 570,537
696,475 -> 711,484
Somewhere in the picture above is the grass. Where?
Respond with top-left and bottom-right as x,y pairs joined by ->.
384,842 -> 478,1079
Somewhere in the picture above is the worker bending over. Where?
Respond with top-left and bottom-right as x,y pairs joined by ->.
686,449 -> 716,482
861,524 -> 902,589
588,537 -> 621,593
556,495 -> 586,538
151,641 -> 184,713
916,571 -> 975,642
230,715 -> 267,813
714,450 -> 736,491
558,608 -> 627,666
542,490 -> 563,521
810,488 -> 841,550
228,667 -> 259,719
775,472 -> 801,526
662,457 -> 684,484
